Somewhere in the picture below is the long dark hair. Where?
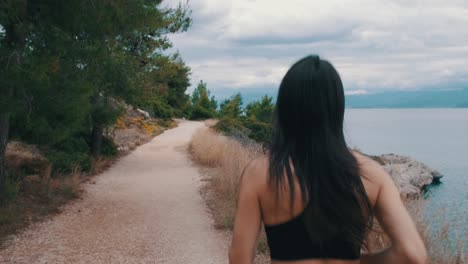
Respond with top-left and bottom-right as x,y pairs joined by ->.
269,55 -> 373,249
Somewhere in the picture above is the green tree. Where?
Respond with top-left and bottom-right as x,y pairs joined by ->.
219,93 -> 243,119
210,95 -> 218,112
245,95 -> 274,123
215,94 -> 273,145
166,55 -> 191,116
138,53 -> 191,119
0,0 -> 192,199
0,0 -> 95,198
78,1 -> 191,156
190,81 -> 217,119
191,80 -> 208,105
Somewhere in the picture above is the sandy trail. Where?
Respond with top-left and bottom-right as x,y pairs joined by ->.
0,121 -> 229,264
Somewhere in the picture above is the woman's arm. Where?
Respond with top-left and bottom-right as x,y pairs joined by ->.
229,161 -> 263,264
360,159 -> 428,264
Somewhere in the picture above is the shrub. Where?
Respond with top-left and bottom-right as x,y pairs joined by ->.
157,119 -> 176,129
213,118 -> 248,136
214,117 -> 272,145
4,176 -> 21,202
153,100 -> 174,120
191,105 -> 215,120
245,95 -> 274,123
100,136 -> 118,157
242,118 -> 272,145
46,137 -> 92,173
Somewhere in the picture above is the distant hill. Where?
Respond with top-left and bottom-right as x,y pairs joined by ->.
346,88 -> 468,108
212,88 -> 468,108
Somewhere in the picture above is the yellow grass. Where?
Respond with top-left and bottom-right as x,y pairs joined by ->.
5,141 -> 49,174
189,127 -> 266,253
189,127 -> 467,263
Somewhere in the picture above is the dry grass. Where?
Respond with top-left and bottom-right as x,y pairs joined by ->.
189,127 -> 267,253
1,141 -> 123,244
189,128 -> 230,167
365,199 -> 466,263
408,200 -> 466,263
0,165 -> 83,245
204,119 -> 218,127
5,141 -> 49,175
90,157 -> 116,176
189,127 -> 467,263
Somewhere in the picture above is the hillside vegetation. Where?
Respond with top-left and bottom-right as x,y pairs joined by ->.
0,1 -> 194,201
0,1 -> 277,241
0,0 -> 196,239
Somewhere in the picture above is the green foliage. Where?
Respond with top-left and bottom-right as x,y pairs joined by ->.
0,0 -> 193,188
4,176 -> 20,202
219,93 -> 243,119
46,137 -> 92,173
214,117 -> 272,145
210,96 -> 218,111
191,80 -> 208,105
211,94 -> 273,145
8,53 -> 92,146
91,97 -> 124,128
137,53 -> 192,119
191,105 -> 216,120
190,81 -> 217,119
101,137 -> 118,157
153,98 -> 175,120
245,95 -> 274,123
242,118 -> 272,144
213,118 -> 249,135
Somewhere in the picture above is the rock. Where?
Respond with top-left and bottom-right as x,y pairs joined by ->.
371,154 -> 443,198
136,108 -> 151,119
431,170 -> 443,184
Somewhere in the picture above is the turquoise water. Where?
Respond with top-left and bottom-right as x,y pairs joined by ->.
344,109 -> 467,249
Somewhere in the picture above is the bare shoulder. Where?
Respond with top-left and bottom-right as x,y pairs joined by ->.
240,155 -> 269,191
351,150 -> 391,187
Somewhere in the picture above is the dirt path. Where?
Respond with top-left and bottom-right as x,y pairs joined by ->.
0,121 -> 229,264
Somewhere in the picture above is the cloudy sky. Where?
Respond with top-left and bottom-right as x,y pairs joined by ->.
165,0 -> 468,95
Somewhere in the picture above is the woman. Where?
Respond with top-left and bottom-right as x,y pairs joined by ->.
229,56 -> 427,264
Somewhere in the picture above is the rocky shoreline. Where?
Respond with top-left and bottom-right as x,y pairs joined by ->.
370,154 -> 443,198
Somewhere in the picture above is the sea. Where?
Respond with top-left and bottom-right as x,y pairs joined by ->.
344,109 -> 467,250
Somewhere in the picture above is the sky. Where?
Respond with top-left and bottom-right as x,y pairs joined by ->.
164,0 -> 468,96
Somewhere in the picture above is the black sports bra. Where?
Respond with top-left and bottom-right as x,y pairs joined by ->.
264,208 -> 361,261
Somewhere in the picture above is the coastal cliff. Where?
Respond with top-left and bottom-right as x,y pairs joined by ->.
371,154 -> 443,197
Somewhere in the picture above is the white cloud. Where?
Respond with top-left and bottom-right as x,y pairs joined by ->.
165,0 -> 468,93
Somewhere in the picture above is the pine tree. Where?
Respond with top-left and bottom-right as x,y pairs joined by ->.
190,81 -> 217,119
0,0 -> 192,198
219,93 -> 244,119
245,95 -> 274,123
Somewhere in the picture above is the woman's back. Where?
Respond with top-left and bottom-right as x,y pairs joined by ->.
257,152 -> 378,228
229,56 -> 427,264
242,153 -> 380,264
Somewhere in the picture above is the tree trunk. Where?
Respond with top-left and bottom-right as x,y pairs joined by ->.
0,113 -> 10,202
91,124 -> 103,157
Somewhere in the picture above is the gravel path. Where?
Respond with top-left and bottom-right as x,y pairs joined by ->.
0,120 -> 229,264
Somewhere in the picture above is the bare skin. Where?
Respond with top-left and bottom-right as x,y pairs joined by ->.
229,152 -> 427,264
